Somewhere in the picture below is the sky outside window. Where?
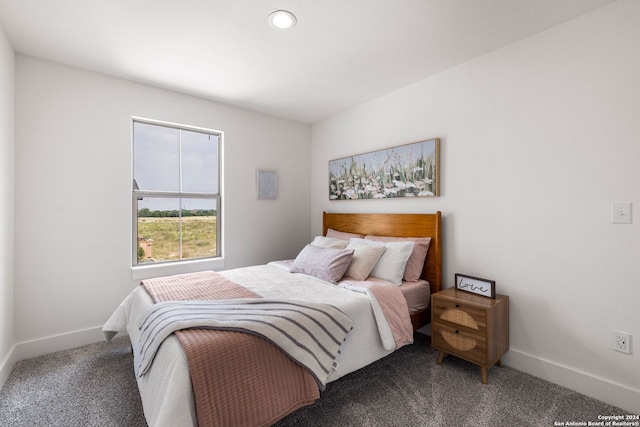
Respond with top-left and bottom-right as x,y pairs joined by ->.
133,121 -> 219,210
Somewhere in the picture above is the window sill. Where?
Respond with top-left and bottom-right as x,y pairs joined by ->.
131,257 -> 225,281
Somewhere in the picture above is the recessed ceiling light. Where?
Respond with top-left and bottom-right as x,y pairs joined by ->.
268,10 -> 297,29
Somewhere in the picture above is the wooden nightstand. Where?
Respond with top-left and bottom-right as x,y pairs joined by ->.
431,287 -> 509,384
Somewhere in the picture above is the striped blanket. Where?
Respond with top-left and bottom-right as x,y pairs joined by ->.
135,298 -> 353,387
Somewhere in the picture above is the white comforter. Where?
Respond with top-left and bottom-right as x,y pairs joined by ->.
103,263 -> 401,427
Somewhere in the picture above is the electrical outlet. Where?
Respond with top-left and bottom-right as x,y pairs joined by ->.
613,331 -> 631,354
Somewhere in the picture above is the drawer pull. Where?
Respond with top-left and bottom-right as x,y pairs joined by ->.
455,330 -> 460,334
455,304 -> 460,308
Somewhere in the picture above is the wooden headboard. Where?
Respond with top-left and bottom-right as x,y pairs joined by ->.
322,211 -> 442,297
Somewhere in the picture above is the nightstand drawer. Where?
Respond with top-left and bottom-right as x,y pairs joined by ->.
432,322 -> 487,365
432,300 -> 487,333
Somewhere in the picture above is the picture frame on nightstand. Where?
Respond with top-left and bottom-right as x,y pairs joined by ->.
455,273 -> 495,299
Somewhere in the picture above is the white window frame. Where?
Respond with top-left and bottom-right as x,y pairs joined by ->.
131,117 -> 224,279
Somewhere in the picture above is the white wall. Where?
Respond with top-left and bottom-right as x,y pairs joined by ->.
311,0 -> 639,413
0,24 -> 15,385
13,56 -> 311,350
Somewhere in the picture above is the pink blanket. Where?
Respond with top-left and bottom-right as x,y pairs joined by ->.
339,277 -> 414,349
141,270 -> 319,427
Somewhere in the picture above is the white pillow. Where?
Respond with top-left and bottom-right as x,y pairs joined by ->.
310,236 -> 350,249
364,235 -> 431,282
344,238 -> 387,280
364,240 -> 415,285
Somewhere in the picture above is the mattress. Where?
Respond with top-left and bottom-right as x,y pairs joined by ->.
400,279 -> 431,314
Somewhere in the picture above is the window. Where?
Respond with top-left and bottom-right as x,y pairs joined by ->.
132,118 -> 221,267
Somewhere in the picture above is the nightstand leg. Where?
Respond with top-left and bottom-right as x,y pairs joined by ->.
437,351 -> 445,365
481,367 -> 488,384
497,358 -> 503,367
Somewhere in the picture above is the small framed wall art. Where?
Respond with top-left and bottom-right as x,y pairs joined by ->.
256,170 -> 278,199
455,273 -> 496,299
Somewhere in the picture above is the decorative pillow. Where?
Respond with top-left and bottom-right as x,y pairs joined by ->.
310,236 -> 350,249
343,238 -> 387,280
326,228 -> 364,241
366,240 -> 415,285
364,235 -> 431,282
290,245 -> 354,283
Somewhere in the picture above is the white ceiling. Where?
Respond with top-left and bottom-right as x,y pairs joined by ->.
0,0 -> 618,124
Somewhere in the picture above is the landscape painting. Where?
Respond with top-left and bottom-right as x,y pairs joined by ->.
329,138 -> 439,200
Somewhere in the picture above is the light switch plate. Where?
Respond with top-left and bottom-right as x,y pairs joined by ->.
611,202 -> 632,224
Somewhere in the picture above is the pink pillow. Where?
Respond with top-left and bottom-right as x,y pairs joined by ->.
326,228 -> 364,241
364,235 -> 431,282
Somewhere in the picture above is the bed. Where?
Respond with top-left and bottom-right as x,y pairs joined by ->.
103,211 -> 442,427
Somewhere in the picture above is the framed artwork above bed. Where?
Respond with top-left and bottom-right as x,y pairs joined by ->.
328,138 -> 439,200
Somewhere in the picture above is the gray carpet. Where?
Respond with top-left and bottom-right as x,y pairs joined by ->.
0,334 -> 630,426
0,337 -> 146,427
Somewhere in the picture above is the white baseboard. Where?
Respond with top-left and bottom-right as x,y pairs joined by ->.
0,343 -> 17,390
503,348 -> 640,414
0,326 -> 104,391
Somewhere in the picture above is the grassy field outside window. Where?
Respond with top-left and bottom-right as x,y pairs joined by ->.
137,216 -> 217,262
